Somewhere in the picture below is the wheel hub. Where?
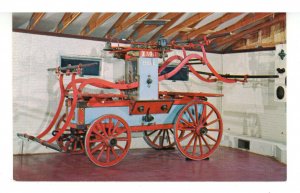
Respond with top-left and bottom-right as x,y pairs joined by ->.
109,138 -> 117,146
200,127 -> 208,135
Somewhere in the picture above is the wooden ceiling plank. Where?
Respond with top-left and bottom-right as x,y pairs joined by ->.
127,12 -> 158,40
217,14 -> 285,49
190,13 -> 242,40
55,12 -> 81,33
80,13 -> 115,36
161,13 -> 212,38
104,13 -> 131,38
27,12 -> 46,30
212,13 -> 274,36
112,13 -> 149,38
148,13 -> 185,42
134,13 -> 184,40
169,20 -> 199,42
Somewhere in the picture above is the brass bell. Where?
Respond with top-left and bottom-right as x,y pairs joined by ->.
103,41 -> 113,51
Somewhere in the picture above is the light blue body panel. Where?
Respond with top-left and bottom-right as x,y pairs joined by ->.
71,104 -> 203,127
138,58 -> 159,100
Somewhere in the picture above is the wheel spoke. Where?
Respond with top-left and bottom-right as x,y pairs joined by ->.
192,135 -> 198,155
111,121 -> 121,134
73,140 -> 77,151
160,130 -> 166,147
198,135 -> 203,155
108,118 -> 113,135
146,130 -> 158,136
180,117 -> 194,127
106,147 -> 110,163
89,139 -> 103,143
97,147 -> 105,160
64,140 -> 71,151
91,143 -> 104,154
170,129 -> 174,134
92,127 -> 103,138
177,126 -> 194,131
202,109 -> 214,125
205,134 -> 217,142
166,129 -> 172,145
116,144 -> 125,152
206,118 -> 219,127
194,104 -> 199,124
112,127 -> 127,137
102,123 -> 109,138
178,131 -> 194,142
111,147 -> 119,159
199,104 -> 206,125
115,137 -> 129,141
186,109 -> 196,126
80,140 -> 84,150
207,128 -> 220,132
153,130 -> 163,144
200,135 -> 211,151
184,133 -> 195,151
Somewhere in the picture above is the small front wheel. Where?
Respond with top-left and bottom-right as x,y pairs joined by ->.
85,114 -> 131,167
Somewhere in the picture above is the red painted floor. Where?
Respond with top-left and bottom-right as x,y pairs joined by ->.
13,146 -> 286,181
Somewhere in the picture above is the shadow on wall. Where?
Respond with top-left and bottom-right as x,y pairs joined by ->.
242,112 -> 261,138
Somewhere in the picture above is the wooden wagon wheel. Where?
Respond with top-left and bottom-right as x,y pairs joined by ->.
85,114 -> 131,167
143,129 -> 175,150
174,100 -> 223,160
53,113 -> 85,154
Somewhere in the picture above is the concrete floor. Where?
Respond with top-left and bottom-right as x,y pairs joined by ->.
13,146 -> 286,181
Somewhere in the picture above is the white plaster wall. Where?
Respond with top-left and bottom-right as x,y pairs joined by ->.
221,51 -> 286,143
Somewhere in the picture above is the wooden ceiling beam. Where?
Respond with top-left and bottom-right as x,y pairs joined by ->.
211,13 -> 274,37
216,14 -> 285,50
169,20 -> 199,42
27,12 -> 45,30
55,12 -> 81,33
127,13 -> 158,40
104,13 -> 131,38
134,13 -> 185,40
190,13 -> 242,40
147,13 -> 185,42
161,13 -> 212,38
80,13 -> 115,36
111,13 -> 149,38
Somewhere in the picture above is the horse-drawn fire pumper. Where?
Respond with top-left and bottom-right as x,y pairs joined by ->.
17,33 -> 278,167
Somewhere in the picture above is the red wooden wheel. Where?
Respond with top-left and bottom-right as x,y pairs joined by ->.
143,129 -> 175,150
174,100 -> 223,160
54,114 -> 85,154
85,114 -> 131,167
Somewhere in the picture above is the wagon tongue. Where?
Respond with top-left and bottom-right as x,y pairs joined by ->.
17,133 -> 62,152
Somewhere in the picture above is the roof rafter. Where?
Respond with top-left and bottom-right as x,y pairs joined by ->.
133,13 -> 183,40
190,13 -> 242,40
215,14 -> 285,50
211,13 -> 274,37
169,19 -> 200,42
148,13 -> 185,42
161,13 -> 212,38
27,12 -> 45,30
80,13 -> 115,36
55,12 -> 81,33
104,13 -> 131,38
111,13 -> 149,38
127,13 -> 158,40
